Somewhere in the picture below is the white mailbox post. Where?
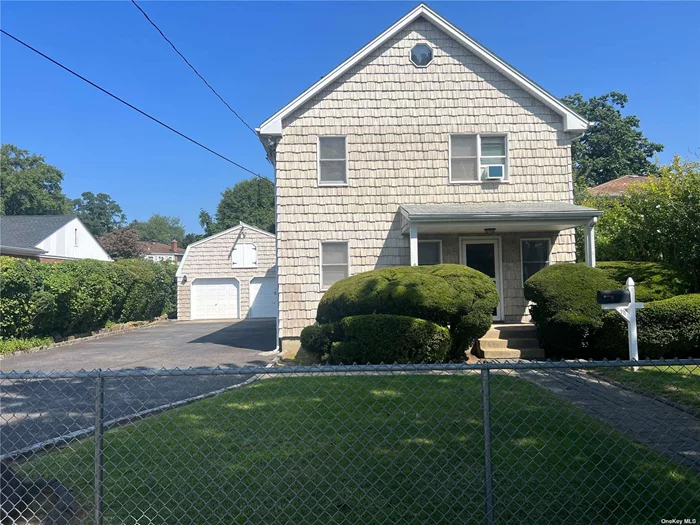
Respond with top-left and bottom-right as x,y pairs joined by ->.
600,278 -> 645,361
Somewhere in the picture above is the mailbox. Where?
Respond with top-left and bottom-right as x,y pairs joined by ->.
597,289 -> 631,305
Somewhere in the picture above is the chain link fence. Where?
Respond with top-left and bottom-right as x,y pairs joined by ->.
1,359 -> 698,524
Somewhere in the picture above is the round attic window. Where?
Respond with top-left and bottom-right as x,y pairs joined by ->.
410,44 -> 433,67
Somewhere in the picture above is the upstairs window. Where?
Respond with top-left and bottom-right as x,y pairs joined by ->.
450,135 -> 508,182
318,137 -> 347,185
74,228 -> 79,247
521,239 -> 550,285
321,241 -> 349,289
410,44 -> 433,67
232,243 -> 257,268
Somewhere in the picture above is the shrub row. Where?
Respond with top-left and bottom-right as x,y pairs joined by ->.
597,261 -> 692,302
301,264 -> 499,363
301,314 -> 450,364
317,264 -> 499,360
524,263 -> 700,359
0,256 -> 177,340
0,336 -> 54,355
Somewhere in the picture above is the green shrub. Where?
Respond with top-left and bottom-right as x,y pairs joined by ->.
597,261 -> 691,302
317,264 -> 498,358
328,314 -> 450,365
637,294 -> 700,358
524,263 -> 618,357
300,323 -> 337,358
0,337 -> 54,355
0,256 -> 176,340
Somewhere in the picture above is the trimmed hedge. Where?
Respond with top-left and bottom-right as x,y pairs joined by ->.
317,264 -> 499,358
638,294 -> 700,358
328,314 -> 450,365
524,263 -> 618,357
0,256 -> 177,340
597,261 -> 692,302
299,323 -> 337,358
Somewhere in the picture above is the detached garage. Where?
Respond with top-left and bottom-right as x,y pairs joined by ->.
176,222 -> 276,320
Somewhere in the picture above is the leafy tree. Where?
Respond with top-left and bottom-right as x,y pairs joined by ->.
130,214 -> 185,245
72,191 -> 126,236
183,232 -> 205,247
98,228 -> 143,260
582,156 -> 700,289
199,178 -> 274,235
0,144 -> 72,215
562,92 -> 663,187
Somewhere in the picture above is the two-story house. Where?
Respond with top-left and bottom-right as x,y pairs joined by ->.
257,4 -> 601,354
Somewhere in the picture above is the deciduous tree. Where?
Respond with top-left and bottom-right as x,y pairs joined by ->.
199,178 -> 274,235
130,214 -> 185,245
73,191 -> 126,236
98,228 -> 143,260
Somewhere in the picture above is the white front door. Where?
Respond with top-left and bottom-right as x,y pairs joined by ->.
460,238 -> 503,321
191,278 -> 239,320
249,277 -> 278,318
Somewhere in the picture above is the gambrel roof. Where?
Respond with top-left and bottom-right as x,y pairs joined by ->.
258,3 -> 589,136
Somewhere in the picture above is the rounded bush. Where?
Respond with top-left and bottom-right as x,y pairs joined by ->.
316,264 -> 498,358
524,263 -> 618,357
638,294 -> 700,358
300,323 -> 337,358
328,314 -> 450,365
597,261 -> 692,302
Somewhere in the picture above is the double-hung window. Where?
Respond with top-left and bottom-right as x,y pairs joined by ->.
521,239 -> 550,285
450,134 -> 508,182
321,242 -> 349,288
318,137 -> 347,185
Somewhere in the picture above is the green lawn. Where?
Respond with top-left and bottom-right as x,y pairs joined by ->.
19,374 -> 700,524
596,365 -> 700,414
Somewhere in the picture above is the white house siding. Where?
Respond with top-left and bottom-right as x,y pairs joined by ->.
177,225 -> 276,320
274,18 -> 577,343
35,218 -> 111,261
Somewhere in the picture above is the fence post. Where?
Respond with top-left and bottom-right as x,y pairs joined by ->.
481,367 -> 494,525
94,370 -> 104,525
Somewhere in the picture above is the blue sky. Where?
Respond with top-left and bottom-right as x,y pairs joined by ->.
2,2 -> 698,233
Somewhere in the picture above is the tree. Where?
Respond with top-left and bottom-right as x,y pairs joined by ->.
0,144 -> 72,215
561,92 -> 664,188
130,214 -> 185,245
582,156 -> 700,289
72,191 -> 126,236
98,228 -> 143,260
199,178 -> 274,235
183,232 -> 205,247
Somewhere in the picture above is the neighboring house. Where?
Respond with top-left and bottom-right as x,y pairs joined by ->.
176,222 -> 277,320
139,240 -> 185,263
588,175 -> 650,197
0,215 -> 112,262
257,4 -> 602,354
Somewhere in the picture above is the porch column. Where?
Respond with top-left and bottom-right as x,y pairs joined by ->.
584,218 -> 597,267
409,225 -> 418,266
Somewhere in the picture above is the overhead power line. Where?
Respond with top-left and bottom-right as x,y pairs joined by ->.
0,29 -> 272,183
130,0 -> 257,136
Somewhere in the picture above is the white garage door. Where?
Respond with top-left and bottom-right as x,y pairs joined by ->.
249,277 -> 277,318
191,278 -> 239,320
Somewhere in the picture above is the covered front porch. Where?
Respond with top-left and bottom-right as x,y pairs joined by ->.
400,203 -> 602,323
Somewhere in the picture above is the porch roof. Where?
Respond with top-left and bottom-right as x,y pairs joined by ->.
400,202 -> 601,234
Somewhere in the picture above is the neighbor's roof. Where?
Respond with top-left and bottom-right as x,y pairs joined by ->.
138,241 -> 185,255
0,215 -> 76,250
400,202 -> 602,222
258,4 -> 589,135
588,175 -> 649,197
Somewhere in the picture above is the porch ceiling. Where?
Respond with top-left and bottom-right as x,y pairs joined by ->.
400,202 -> 602,234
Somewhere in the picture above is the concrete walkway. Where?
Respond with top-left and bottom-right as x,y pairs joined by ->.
517,368 -> 700,472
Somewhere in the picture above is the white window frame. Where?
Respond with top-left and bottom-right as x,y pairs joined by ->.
74,228 -> 79,247
449,133 -> 509,184
231,242 -> 258,269
520,237 -> 551,287
417,240 -> 443,265
317,136 -> 349,187
319,241 -> 351,291
409,42 -> 434,68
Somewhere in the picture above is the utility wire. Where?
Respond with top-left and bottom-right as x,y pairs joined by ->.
130,0 -> 257,136
0,29 -> 272,183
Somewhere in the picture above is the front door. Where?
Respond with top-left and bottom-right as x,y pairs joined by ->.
461,238 -> 503,321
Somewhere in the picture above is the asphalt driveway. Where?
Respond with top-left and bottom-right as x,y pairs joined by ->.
0,319 -> 277,456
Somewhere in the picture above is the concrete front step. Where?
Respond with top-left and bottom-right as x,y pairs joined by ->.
475,323 -> 543,359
